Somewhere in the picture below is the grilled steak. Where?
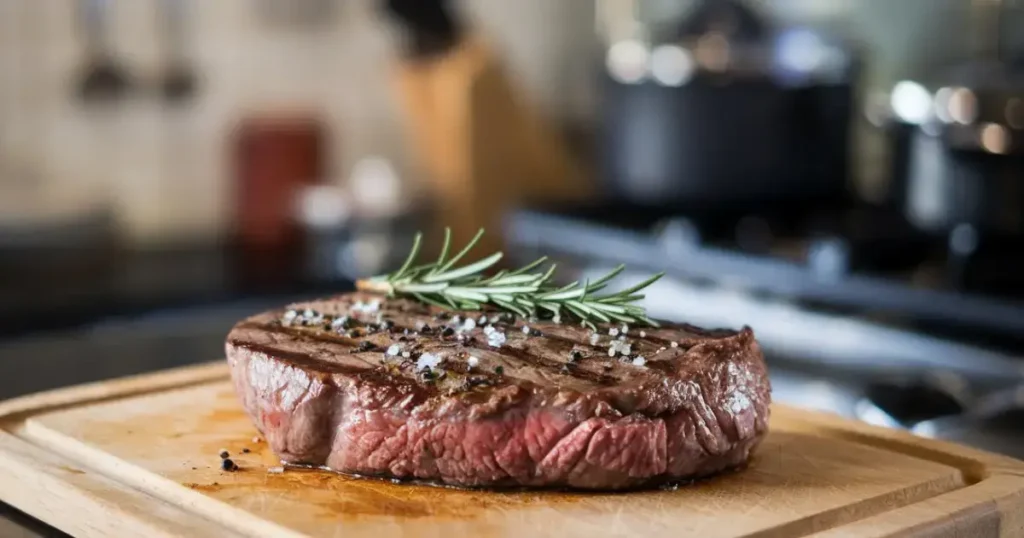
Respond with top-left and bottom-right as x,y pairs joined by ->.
225,292 -> 771,490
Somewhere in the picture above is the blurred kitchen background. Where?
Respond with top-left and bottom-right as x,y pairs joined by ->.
3,0 -> 1024,467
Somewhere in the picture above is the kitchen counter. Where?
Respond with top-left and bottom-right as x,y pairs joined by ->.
0,314 -> 882,537
1,264 -> 1022,535
0,293 -> 338,536
0,243 -> 348,338
0,241 -> 367,534
0,505 -> 64,538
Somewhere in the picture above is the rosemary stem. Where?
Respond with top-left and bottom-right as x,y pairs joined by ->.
359,229 -> 661,327
356,279 -> 393,294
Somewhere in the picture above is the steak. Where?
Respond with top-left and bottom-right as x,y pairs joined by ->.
225,292 -> 771,490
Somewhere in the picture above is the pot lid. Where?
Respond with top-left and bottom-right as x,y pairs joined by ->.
673,0 -> 768,44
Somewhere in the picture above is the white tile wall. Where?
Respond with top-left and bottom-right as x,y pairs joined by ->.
0,0 -> 595,244
0,0 -> 986,242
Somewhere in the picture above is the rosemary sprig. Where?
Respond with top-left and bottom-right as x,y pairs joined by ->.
357,228 -> 664,329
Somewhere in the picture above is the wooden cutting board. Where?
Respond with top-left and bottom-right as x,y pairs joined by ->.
0,363 -> 1023,538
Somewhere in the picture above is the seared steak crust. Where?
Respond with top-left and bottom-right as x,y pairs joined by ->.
225,292 -> 771,490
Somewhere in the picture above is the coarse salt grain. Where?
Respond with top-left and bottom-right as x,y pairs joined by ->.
267,466 -> 285,474
282,310 -> 298,325
671,341 -> 679,348
416,353 -> 442,372
402,351 -> 411,358
608,340 -> 632,357
487,330 -> 507,348
632,356 -> 647,367
467,356 -> 480,369
350,299 -> 381,314
302,309 -> 323,325
521,325 -> 531,334
589,333 -> 600,345
639,330 -> 646,338
462,318 -> 477,331
608,328 -> 620,337
386,344 -> 402,356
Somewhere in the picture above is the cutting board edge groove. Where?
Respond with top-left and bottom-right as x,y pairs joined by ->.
0,362 -> 229,423
17,419 -> 307,538
0,429 -> 246,538
3,361 -> 1015,483
0,361 -> 1023,538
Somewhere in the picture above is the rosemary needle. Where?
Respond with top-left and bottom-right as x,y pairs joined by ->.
357,228 -> 663,329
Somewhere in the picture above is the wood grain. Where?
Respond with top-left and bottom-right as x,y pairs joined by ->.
0,362 -> 1022,538
393,35 -> 592,256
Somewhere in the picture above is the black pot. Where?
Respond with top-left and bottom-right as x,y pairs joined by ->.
596,0 -> 856,210
598,73 -> 853,208
892,127 -> 1024,235
885,62 -> 1024,236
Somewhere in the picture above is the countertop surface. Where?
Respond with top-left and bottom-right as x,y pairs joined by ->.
0,303 -> 915,537
0,295 -> 327,536
1,247 -> 1022,535
0,242 -> 357,535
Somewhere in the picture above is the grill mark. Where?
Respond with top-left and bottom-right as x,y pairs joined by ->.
461,341 -> 614,385
234,296 -> 738,393
378,323 -> 614,386
237,319 -> 520,391
237,319 -> 438,359
374,306 -> 617,360
247,316 -> 613,387
232,342 -> 366,376
325,312 -> 584,376
532,330 -> 671,372
235,320 -> 359,345
632,334 -> 679,348
234,337 -> 455,396
370,310 -> 623,385
528,330 -> 604,354
426,323 -> 657,375
285,296 -> 720,358
231,322 -> 425,381
319,294 -> 737,340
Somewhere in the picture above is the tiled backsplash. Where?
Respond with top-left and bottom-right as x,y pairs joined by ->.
0,0 -> 594,243
0,0 -> 995,243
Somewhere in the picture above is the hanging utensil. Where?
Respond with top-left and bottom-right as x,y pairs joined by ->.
157,0 -> 197,103
76,0 -> 132,103
253,0 -> 339,29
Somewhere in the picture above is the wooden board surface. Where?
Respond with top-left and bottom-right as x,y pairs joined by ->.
1,363 -> 1023,537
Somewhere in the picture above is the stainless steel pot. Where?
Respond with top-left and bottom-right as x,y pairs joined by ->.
885,64 -> 1024,236
596,0 -> 858,208
881,0 -> 1024,236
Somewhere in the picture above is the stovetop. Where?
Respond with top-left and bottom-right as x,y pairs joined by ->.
506,202 -> 1024,459
506,202 -> 1024,350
